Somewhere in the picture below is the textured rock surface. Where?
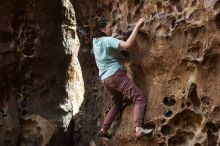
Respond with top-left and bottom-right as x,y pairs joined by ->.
73,0 -> 220,146
0,0 -> 83,146
0,0 -> 220,146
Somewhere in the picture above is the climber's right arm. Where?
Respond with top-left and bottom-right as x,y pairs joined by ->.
119,18 -> 145,49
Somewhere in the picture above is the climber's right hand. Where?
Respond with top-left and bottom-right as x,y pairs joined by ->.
135,18 -> 145,28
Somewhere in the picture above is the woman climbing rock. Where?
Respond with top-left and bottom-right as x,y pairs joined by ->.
92,17 -> 153,139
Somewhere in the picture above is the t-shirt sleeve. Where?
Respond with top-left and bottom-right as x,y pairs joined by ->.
106,37 -> 121,50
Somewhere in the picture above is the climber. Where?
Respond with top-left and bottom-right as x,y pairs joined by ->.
92,17 -> 154,139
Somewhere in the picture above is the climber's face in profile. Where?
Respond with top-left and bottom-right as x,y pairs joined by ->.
101,21 -> 113,36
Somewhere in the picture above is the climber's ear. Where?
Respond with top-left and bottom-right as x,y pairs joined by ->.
101,27 -> 106,33
101,28 -> 108,35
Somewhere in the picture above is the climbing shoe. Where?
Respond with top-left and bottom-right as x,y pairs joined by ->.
135,128 -> 154,139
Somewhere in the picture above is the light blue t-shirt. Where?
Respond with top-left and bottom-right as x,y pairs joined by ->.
92,37 -> 123,80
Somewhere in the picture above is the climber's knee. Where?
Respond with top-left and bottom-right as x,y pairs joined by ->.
132,95 -> 145,104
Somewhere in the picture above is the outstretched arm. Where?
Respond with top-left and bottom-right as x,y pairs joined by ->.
119,18 -> 145,49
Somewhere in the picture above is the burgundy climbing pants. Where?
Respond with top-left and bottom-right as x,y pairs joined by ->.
101,70 -> 146,130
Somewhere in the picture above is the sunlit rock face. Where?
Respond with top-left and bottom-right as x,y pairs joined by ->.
0,0 -> 220,146
0,0 -> 83,146
73,0 -> 220,146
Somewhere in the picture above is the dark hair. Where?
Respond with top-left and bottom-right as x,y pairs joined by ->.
92,17 -> 109,38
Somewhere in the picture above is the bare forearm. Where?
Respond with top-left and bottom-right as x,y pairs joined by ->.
119,18 -> 144,49
126,25 -> 139,47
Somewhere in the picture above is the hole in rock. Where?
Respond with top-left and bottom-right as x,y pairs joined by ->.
163,95 -> 176,107
206,122 -> 218,133
168,131 -> 194,146
21,110 -> 28,116
187,41 -> 203,54
202,48 -> 219,68
159,142 -> 167,146
211,106 -> 220,122
191,0 -> 197,7
181,103 -> 185,108
161,119 -> 166,124
169,0 -> 180,5
26,31 -> 37,42
177,15 -> 183,19
156,134 -> 162,138
156,2 -> 162,10
134,0 -> 141,5
167,16 -> 177,28
112,10 -> 118,19
185,26 -> 204,38
143,122 -> 156,130
187,46 -> 201,58
127,13 -> 132,22
194,143 -> 201,146
215,12 -> 220,29
23,47 -> 35,57
95,9 -> 101,15
164,110 -> 173,117
170,110 -> 202,130
187,83 -> 201,108
2,113 -> 7,117
208,38 -> 220,49
214,0 -> 220,10
161,124 -> 172,136
186,101 -> 191,107
108,3 -> 112,12
117,2 -> 119,8
105,109 -> 109,114
207,125 -> 218,146
118,50 -> 129,62
171,19 -> 176,28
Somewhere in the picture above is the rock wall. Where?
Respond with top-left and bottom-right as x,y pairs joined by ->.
73,0 -> 220,146
0,0 -> 83,146
0,0 -> 220,146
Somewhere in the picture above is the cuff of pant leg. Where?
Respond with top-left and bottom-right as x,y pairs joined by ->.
134,122 -> 143,128
102,125 -> 109,131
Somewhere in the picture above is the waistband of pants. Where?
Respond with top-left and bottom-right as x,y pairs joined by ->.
101,69 -> 126,83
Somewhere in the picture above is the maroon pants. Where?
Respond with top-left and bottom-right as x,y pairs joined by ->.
101,70 -> 146,130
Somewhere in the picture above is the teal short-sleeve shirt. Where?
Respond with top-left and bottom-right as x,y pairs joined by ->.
92,37 -> 123,80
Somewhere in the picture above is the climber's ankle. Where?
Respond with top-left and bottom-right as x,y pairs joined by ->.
101,128 -> 107,133
135,127 -> 142,133
99,128 -> 112,138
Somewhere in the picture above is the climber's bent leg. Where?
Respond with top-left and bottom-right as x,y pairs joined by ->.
115,72 -> 146,127
101,79 -> 124,131
102,70 -> 147,128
